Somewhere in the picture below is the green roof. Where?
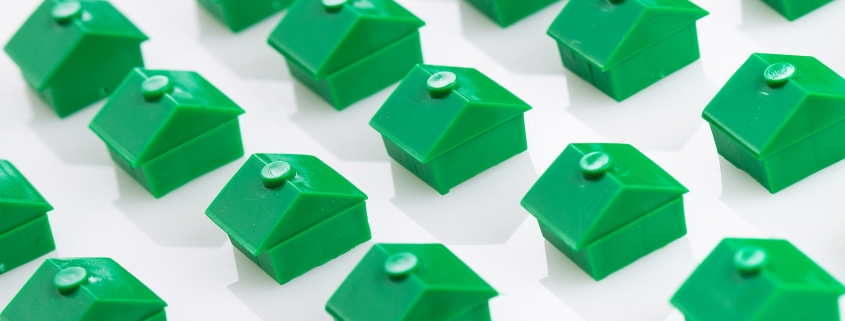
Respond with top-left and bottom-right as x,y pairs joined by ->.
521,143 -> 687,251
3,0 -> 147,90
0,258 -> 166,321
703,53 -> 845,159
268,0 -> 424,79
547,0 -> 707,71
206,154 -> 367,256
671,238 -> 845,321
370,64 -> 531,163
327,243 -> 497,321
0,160 -> 53,234
89,68 -> 244,167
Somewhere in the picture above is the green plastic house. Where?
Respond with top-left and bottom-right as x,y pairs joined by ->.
327,243 -> 498,321
198,0 -> 295,32
4,0 -> 147,118
671,238 -> 845,321
703,54 -> 845,194
761,0 -> 833,21
89,68 -> 245,198
521,143 -> 688,280
206,154 -> 371,285
464,0 -> 559,27
267,0 -> 425,110
547,0 -> 708,102
0,257 -> 168,321
0,160 -> 55,275
370,64 -> 532,195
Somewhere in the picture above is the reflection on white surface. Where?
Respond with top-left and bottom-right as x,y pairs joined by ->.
25,90 -> 111,166
565,62 -> 716,151
227,243 -> 370,321
196,4 -> 290,81
390,153 -> 537,245
288,83 -> 392,162
541,239 -> 696,321
458,1 -> 566,75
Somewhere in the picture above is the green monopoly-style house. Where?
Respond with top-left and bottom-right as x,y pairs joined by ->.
89,68 -> 246,198
197,0 -> 295,32
671,238 -> 845,321
206,154 -> 371,285
0,257 -> 168,321
5,0 -> 147,118
547,0 -> 708,101
464,0 -> 560,27
327,243 -> 498,321
521,143 -> 688,280
370,64 -> 532,195
0,160 -> 55,275
760,0 -> 833,21
268,0 -> 425,110
703,53 -> 845,193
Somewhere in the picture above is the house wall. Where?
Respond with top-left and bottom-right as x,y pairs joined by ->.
286,32 -> 423,110
557,24 -> 701,102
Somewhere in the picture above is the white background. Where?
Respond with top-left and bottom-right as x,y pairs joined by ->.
2,0 -> 845,320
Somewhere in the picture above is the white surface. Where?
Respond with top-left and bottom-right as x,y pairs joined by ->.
2,0 -> 845,320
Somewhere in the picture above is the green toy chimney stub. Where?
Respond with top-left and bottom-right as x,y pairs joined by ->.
464,0 -> 560,27
702,53 -> 845,194
89,68 -> 246,198
547,0 -> 708,102
327,243 -> 498,321
760,0 -> 833,21
206,154 -> 372,285
521,143 -> 689,280
0,161 -> 55,275
197,0 -> 295,32
370,64 -> 532,195
671,238 -> 845,321
267,0 -> 425,110
0,258 -> 168,321
4,0 -> 147,118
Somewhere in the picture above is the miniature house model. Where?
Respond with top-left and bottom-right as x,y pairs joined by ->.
89,68 -> 245,198
268,0 -> 425,110
521,143 -> 688,280
206,154 -> 371,285
198,0 -> 295,32
760,0 -> 833,21
0,160 -> 55,275
464,0 -> 559,27
547,0 -> 708,101
1,257 -> 168,321
672,238 -> 845,321
5,0 -> 147,117
327,243 -> 498,321
702,53 -> 845,193
370,64 -> 532,194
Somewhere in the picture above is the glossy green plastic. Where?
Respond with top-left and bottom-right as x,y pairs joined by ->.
89,68 -> 245,198
326,243 -> 498,321
267,0 -> 425,110
464,0 -> 559,27
521,143 -> 688,280
4,0 -> 147,118
703,54 -> 845,194
671,238 -> 845,321
0,161 -> 55,275
370,64 -> 532,195
760,0 -> 833,21
0,257 -> 167,321
206,154 -> 371,285
547,0 -> 707,102
197,0 -> 295,32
